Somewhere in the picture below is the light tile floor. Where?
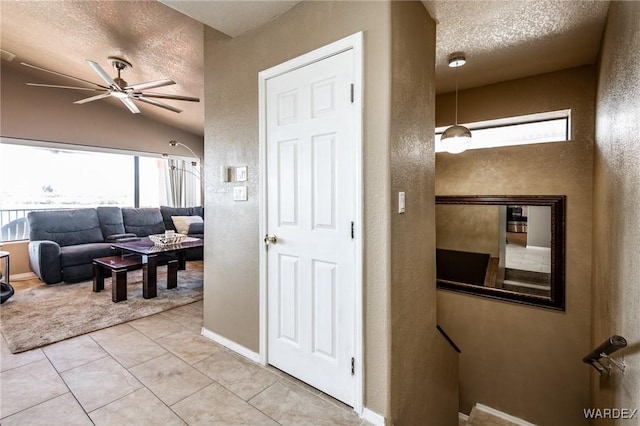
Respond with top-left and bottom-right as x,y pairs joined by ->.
1,301 -> 369,425
505,244 -> 551,273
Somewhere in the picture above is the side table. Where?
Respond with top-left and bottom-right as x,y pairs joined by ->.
0,251 -> 14,304
93,255 -> 143,302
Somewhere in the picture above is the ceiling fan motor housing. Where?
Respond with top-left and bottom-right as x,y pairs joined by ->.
108,57 -> 132,72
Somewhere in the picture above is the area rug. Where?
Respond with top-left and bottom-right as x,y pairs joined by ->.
0,261 -> 203,354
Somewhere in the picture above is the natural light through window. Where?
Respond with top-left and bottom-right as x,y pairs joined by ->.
0,144 -> 135,208
435,109 -> 571,153
0,140 -> 200,241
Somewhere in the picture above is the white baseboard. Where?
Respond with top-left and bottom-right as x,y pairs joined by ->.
362,408 -> 385,426
201,327 -> 261,363
475,403 -> 536,426
459,412 -> 469,422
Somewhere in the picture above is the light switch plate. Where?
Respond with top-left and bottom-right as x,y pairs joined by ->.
398,192 -> 405,213
237,166 -> 248,182
233,186 -> 248,201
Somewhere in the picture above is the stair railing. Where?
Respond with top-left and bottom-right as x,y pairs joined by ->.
582,335 -> 627,375
437,324 -> 461,354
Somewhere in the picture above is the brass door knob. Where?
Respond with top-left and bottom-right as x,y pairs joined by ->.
264,234 -> 278,245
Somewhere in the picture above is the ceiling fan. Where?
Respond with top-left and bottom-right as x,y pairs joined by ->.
21,56 -> 199,114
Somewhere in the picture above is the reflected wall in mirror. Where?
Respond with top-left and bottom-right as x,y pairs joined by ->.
436,195 -> 566,310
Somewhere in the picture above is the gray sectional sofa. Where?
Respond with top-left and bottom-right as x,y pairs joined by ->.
28,206 -> 203,284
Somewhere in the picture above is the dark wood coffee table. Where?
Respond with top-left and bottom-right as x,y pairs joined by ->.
93,255 -> 144,302
110,237 -> 203,299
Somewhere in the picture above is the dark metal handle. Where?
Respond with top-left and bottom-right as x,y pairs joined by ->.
583,335 -> 627,374
583,335 -> 627,363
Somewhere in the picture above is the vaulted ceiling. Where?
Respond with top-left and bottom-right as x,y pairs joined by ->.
1,1 -> 206,136
0,1 -> 610,137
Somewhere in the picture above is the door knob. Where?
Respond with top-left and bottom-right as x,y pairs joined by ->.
264,234 -> 278,245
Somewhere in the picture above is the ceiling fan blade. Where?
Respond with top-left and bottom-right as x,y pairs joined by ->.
134,96 -> 182,113
86,60 -> 120,89
73,93 -> 112,104
120,97 -> 140,114
26,83 -> 107,92
125,79 -> 175,91
135,92 -> 200,102
21,62 -> 108,89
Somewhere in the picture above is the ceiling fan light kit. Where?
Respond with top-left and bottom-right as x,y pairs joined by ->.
21,56 -> 199,114
441,52 -> 472,154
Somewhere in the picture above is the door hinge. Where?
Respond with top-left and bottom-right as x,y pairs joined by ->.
350,83 -> 354,103
351,357 -> 355,375
351,221 -> 354,239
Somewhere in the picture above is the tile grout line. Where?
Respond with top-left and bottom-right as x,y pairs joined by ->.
12,347 -> 94,423
245,378 -> 285,426
3,299 -> 360,425
88,306 -> 211,425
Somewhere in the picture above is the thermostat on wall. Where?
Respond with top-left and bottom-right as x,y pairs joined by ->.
237,166 -> 248,182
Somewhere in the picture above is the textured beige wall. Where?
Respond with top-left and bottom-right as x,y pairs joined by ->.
0,241 -> 29,276
1,62 -> 203,157
436,205 -> 500,257
592,1 -> 640,419
436,66 -> 595,425
203,1 -> 393,416
388,2 -> 458,424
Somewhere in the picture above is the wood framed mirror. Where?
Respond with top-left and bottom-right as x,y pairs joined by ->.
435,195 -> 566,310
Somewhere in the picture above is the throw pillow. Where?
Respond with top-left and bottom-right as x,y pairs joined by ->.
172,215 -> 204,235
187,222 -> 205,235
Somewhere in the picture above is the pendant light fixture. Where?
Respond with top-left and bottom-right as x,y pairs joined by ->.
440,52 -> 471,154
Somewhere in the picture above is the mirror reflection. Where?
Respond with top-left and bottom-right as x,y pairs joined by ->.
435,195 -> 565,310
436,205 -> 551,297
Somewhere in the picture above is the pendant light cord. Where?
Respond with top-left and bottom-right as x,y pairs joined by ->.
454,64 -> 459,126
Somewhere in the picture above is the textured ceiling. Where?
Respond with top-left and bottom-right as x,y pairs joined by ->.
1,1 -> 611,135
423,0 -> 610,93
0,0 -> 205,136
159,0 -> 301,37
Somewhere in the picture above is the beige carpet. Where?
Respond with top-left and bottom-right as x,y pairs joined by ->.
0,261 -> 203,354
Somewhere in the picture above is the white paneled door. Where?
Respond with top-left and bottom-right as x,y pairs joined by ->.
266,49 -> 356,406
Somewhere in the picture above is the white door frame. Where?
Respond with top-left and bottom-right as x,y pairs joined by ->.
258,32 -> 364,414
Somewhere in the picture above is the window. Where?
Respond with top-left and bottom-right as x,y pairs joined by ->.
0,139 -> 200,241
139,156 -> 163,208
1,144 -> 135,208
435,109 -> 570,153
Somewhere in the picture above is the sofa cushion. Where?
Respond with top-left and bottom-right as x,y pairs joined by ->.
187,222 -> 204,236
61,264 -> 94,283
122,208 -> 165,236
190,206 -> 204,218
28,209 -> 104,247
104,233 -> 138,242
60,242 -> 113,267
97,206 -> 126,238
